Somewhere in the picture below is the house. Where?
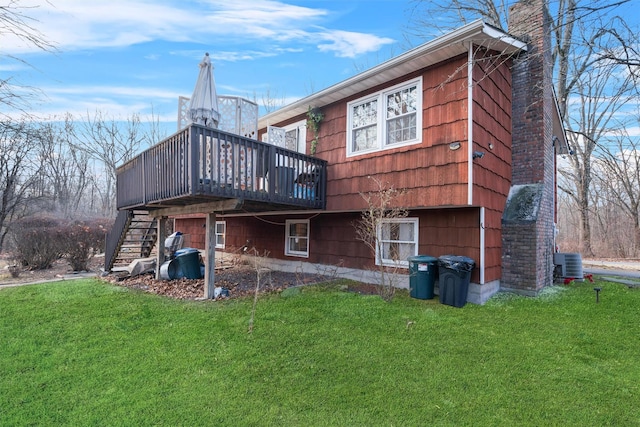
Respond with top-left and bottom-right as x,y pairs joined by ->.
106,0 -> 568,302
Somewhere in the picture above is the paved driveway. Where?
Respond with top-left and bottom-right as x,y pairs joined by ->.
582,260 -> 640,280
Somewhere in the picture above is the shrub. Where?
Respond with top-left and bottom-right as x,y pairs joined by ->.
11,216 -> 66,270
10,216 -> 112,272
61,219 -> 110,272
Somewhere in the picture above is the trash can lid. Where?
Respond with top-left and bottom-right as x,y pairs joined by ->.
408,255 -> 439,263
175,247 -> 199,256
438,255 -> 475,271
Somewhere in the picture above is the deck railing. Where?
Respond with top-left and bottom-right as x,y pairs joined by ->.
116,124 -> 327,211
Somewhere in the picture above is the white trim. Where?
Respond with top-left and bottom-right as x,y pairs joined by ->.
285,219 -> 310,258
346,77 -> 423,158
282,119 -> 307,154
479,207 -> 485,285
214,220 -> 226,249
467,42 -> 474,205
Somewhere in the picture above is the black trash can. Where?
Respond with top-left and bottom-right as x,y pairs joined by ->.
438,255 -> 475,307
408,255 -> 438,299
175,248 -> 203,279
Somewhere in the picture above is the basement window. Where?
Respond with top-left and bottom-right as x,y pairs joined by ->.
347,77 -> 422,157
215,221 -> 226,249
376,218 -> 418,268
285,219 -> 309,258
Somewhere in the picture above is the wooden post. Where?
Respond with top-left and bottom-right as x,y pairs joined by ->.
155,216 -> 167,280
204,212 -> 216,299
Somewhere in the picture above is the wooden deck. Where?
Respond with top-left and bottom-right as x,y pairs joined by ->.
116,124 -> 327,213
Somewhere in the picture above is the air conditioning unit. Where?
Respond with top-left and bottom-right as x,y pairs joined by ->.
553,252 -> 583,281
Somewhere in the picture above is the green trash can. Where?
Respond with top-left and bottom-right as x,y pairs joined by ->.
408,255 -> 438,299
175,248 -> 202,279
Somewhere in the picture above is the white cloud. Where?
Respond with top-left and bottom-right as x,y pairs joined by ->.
4,0 -> 392,59
316,29 -> 395,58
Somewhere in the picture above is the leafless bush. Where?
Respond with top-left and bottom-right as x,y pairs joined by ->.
10,215 -> 111,271
61,219 -> 111,271
354,176 -> 408,301
10,216 -> 66,270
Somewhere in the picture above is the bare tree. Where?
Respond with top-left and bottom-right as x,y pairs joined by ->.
407,0 -> 640,256
592,126 -> 640,256
0,119 -> 45,251
354,176 -> 408,301
73,111 -> 151,216
35,115 -> 91,217
0,1 -> 56,118
559,49 -> 637,255
253,87 -> 288,114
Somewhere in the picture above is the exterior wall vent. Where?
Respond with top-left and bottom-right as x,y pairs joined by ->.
553,253 -> 583,281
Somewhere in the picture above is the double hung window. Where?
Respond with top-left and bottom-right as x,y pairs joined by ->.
215,221 -> 226,249
376,218 -> 419,267
347,78 -> 422,156
285,219 -> 309,257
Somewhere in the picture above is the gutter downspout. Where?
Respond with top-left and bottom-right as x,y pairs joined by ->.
467,42 -> 485,285
467,42 -> 474,205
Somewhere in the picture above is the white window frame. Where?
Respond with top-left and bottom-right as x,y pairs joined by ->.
376,218 -> 419,268
264,120 -> 307,154
215,221 -> 226,249
283,120 -> 307,154
285,219 -> 310,258
347,77 -> 422,157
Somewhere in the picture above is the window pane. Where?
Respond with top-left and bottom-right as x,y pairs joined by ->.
386,86 -> 417,118
353,125 -> 377,152
285,129 -> 298,151
387,115 -> 417,145
289,222 -> 307,237
352,99 -> 377,129
381,242 -> 415,261
386,85 -> 417,146
398,222 -> 414,240
289,236 -> 308,252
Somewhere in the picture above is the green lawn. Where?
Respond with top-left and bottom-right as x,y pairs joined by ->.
1,278 -> 639,426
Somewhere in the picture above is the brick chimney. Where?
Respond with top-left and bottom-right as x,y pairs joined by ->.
501,0 -> 557,294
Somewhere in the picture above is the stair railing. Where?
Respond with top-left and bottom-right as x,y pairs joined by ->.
104,210 -> 133,272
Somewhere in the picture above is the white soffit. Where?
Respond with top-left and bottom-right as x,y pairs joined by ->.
259,20 -> 527,127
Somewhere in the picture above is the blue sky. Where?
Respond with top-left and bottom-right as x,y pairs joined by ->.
5,0 -> 639,137
5,0 -> 429,128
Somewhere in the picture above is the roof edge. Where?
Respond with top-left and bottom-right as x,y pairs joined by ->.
259,20 -> 527,127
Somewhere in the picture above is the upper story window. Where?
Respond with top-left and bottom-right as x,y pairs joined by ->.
264,120 -> 307,154
347,78 -> 422,157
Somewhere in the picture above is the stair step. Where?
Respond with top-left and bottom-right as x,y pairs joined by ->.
105,209 -> 158,273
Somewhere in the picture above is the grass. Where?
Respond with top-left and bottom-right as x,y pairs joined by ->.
1,278 -> 640,426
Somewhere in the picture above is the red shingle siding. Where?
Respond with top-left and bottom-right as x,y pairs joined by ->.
219,208 -> 481,283
174,216 -> 206,249
309,57 -> 471,212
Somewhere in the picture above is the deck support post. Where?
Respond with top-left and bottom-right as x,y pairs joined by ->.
204,212 -> 216,299
155,216 -> 167,280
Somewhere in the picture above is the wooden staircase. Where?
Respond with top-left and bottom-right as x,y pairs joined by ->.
104,210 -> 158,272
